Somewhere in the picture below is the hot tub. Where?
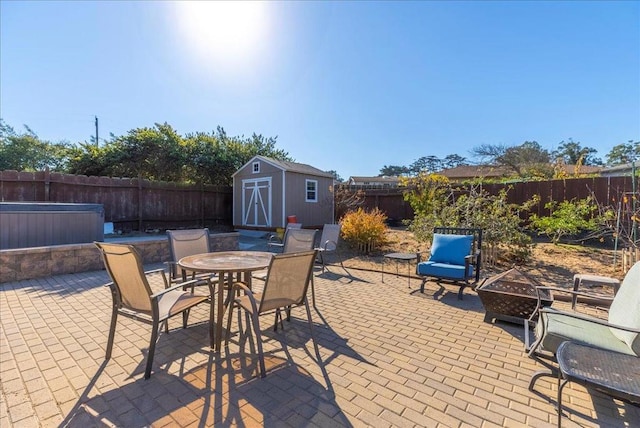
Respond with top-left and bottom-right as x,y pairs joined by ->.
0,202 -> 104,249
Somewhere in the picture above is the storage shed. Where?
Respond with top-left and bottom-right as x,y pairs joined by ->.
232,156 -> 335,230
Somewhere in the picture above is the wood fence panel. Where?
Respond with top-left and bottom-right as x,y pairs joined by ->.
0,171 -> 232,230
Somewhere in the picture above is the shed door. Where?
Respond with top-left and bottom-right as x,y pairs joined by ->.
242,178 -> 271,227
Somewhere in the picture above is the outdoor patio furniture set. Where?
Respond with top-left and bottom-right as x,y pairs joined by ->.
413,226 -> 639,425
94,224 -> 343,381
94,225 -> 639,425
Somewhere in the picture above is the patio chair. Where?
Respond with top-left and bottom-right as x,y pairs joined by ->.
527,260 -> 640,390
166,228 -> 215,290
224,250 -> 318,378
256,228 -> 319,305
95,242 -> 213,379
267,223 -> 302,250
315,223 -> 343,273
416,227 -> 482,299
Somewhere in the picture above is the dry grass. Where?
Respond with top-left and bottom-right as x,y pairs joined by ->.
337,227 -> 624,294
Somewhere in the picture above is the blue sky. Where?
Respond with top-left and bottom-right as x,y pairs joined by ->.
1,1 -> 639,179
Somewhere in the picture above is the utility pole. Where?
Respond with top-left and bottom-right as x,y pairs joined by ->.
95,116 -> 99,147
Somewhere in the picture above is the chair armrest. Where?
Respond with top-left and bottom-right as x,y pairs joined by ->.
539,306 -> 640,335
150,278 -> 202,300
318,239 -> 338,251
144,268 -> 170,288
528,285 -> 615,325
535,286 -> 614,303
230,282 -> 260,314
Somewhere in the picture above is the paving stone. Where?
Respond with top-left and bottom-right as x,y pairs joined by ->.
1,262 -> 638,427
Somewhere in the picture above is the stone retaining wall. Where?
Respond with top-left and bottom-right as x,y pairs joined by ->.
0,232 -> 239,283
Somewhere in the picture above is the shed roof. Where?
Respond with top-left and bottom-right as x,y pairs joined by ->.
233,155 -> 334,178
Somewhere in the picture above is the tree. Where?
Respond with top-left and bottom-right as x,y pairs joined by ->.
552,138 -> 602,166
325,170 -> 343,182
379,165 -> 409,177
410,156 -> 442,175
605,141 -> 640,166
472,141 -> 552,178
441,154 -> 468,169
67,123 -> 291,185
0,119 -> 72,171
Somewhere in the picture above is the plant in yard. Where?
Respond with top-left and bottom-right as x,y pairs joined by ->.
449,187 -> 535,263
403,178 -> 535,263
529,197 -> 601,244
340,208 -> 388,253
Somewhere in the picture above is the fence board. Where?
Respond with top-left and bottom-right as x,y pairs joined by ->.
0,171 -> 232,231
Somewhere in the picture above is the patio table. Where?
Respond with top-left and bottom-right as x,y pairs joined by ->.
178,251 -> 273,352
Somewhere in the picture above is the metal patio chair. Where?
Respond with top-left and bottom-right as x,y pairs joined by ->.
225,250 -> 318,378
95,242 -> 213,379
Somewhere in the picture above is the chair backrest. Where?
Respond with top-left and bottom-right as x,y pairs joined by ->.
259,250 -> 317,313
608,261 -> 640,355
433,227 -> 482,255
95,242 -> 153,314
282,228 -> 318,253
318,224 -> 341,251
166,229 -> 211,275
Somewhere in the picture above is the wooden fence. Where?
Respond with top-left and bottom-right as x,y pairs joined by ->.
341,175 -> 638,221
2,171 -> 637,232
0,170 -> 233,231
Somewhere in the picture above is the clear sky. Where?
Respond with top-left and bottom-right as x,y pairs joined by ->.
1,1 -> 639,179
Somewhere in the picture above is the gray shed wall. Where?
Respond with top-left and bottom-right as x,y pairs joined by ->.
233,158 -> 334,229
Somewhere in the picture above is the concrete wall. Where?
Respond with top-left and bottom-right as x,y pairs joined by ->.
0,232 -> 239,284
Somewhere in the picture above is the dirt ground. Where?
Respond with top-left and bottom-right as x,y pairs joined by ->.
337,227 -> 624,294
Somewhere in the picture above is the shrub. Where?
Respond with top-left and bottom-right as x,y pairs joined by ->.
529,197 -> 600,244
341,208 -> 388,253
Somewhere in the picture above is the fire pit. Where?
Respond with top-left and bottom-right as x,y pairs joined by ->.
476,268 -> 553,324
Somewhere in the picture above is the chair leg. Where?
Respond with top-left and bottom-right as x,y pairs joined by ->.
145,319 -> 161,379
557,374 -> 568,427
419,278 -> 427,293
106,305 -> 118,360
457,284 -> 466,300
304,299 -> 318,355
529,369 -> 557,391
224,298 -> 235,348
310,275 -> 316,309
248,311 -> 266,378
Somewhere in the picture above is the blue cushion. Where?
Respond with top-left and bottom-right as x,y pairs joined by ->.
417,261 -> 474,280
429,234 -> 473,265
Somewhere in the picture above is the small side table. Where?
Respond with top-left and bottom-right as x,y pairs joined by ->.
557,341 -> 640,427
572,274 -> 620,309
382,252 -> 418,288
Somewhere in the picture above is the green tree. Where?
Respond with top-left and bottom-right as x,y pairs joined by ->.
605,140 -> 640,166
379,165 -> 409,176
0,119 -> 71,171
552,138 -> 602,165
441,154 -> 468,169
410,156 -> 442,175
529,197 -> 601,244
472,141 -> 552,179
67,123 -> 291,185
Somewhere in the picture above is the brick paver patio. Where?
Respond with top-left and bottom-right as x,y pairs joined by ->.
1,261 -> 638,427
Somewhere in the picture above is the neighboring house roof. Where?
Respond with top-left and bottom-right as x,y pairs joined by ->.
437,165 -> 513,179
233,155 -> 334,178
438,164 -> 602,179
599,161 -> 640,176
348,176 -> 401,185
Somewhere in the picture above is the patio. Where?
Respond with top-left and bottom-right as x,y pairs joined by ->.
1,259 -> 638,427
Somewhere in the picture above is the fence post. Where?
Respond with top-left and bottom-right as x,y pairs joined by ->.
138,175 -> 143,232
44,168 -> 50,201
